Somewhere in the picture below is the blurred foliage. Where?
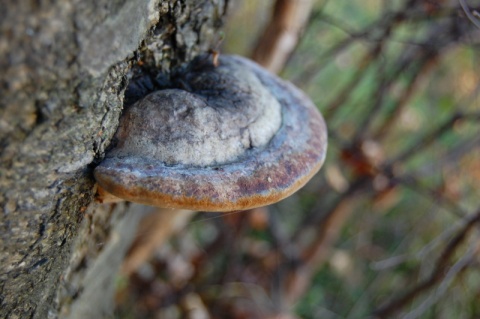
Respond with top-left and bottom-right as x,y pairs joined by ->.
116,0 -> 480,318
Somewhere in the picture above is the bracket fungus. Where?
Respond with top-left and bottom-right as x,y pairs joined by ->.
94,54 -> 327,212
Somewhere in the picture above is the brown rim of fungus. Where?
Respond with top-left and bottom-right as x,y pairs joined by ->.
94,54 -> 327,212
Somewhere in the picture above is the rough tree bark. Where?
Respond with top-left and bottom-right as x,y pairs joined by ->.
0,1 -> 229,318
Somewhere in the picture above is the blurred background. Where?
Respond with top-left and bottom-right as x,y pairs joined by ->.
115,0 -> 480,318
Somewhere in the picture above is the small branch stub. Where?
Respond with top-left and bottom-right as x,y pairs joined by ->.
94,54 -> 327,212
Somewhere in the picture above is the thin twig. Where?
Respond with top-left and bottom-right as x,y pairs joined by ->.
390,112 -> 480,165
372,54 -> 438,140
373,210 -> 480,318
251,0 -> 314,73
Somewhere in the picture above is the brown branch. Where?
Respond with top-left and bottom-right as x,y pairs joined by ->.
121,209 -> 195,275
323,47 -> 380,120
284,197 -> 357,304
392,174 -> 468,218
373,210 -> 480,318
390,112 -> 480,165
284,178 -> 370,304
372,54 -> 438,140
251,0 -> 313,73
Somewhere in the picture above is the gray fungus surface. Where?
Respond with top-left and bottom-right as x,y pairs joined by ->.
111,57 -> 282,167
94,54 -> 328,211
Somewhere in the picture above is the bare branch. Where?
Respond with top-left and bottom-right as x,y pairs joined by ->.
373,210 -> 480,318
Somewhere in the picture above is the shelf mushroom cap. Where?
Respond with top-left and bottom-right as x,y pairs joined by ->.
94,55 -> 327,212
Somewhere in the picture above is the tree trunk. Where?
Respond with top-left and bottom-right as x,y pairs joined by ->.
0,1 -> 228,318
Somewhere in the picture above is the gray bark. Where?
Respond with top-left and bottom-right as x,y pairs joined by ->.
0,1 -> 228,318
